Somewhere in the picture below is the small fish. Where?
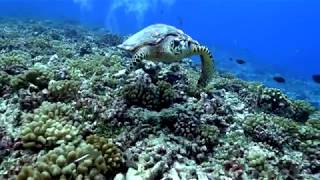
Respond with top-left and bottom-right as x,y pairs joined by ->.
229,58 -> 233,61
312,74 -> 320,84
74,154 -> 90,163
236,59 -> 246,64
72,145 -> 100,165
273,76 -> 286,83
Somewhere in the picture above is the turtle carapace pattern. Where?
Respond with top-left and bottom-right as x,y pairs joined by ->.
117,24 -> 215,86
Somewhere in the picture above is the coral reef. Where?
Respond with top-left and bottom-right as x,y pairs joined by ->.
9,64 -> 53,91
244,112 -> 320,150
17,139 -> 122,180
0,18 -> 319,180
0,127 -> 13,164
122,69 -> 176,110
0,71 -> 11,96
256,87 -> 315,121
48,80 -> 80,101
18,87 -> 48,111
20,102 -> 81,149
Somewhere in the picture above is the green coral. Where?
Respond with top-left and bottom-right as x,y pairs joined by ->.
17,135 -> 123,180
185,68 -> 201,97
27,37 -> 51,49
0,71 -> 10,84
159,102 -> 221,145
20,102 -> 81,149
244,113 -> 320,150
67,54 -> 124,86
290,100 -> 316,121
0,50 -> 30,68
199,124 -> 220,146
122,81 -> 158,109
48,80 -> 80,101
255,87 -> 314,121
68,54 -> 108,79
103,54 -> 124,74
245,145 -> 276,174
9,63 -> 54,90
156,80 -> 175,108
122,80 -> 175,110
9,74 -> 28,90
306,118 -> 320,130
0,71 -> 10,94
24,64 -> 53,89
258,88 -> 292,111
244,113 -> 299,148
86,135 -> 123,172
205,73 -> 248,93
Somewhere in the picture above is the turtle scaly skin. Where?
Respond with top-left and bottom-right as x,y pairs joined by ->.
191,45 -> 214,86
118,24 -> 215,86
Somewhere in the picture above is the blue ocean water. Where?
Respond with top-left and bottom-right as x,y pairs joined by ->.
0,0 -> 319,104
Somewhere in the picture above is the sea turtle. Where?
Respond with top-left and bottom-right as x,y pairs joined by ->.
117,24 -> 214,86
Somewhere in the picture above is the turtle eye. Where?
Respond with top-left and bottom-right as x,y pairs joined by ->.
173,40 -> 180,47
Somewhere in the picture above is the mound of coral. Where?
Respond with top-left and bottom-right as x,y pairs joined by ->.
0,18 -> 319,180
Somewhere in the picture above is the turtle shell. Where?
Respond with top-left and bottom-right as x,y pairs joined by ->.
118,24 -> 194,52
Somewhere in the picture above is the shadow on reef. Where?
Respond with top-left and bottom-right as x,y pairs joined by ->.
0,18 -> 319,180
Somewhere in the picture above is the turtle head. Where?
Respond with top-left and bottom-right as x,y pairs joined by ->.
169,37 -> 198,57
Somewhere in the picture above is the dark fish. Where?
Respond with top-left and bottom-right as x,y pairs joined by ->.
312,74 -> 320,84
273,76 -> 286,83
236,59 -> 246,64
229,58 -> 233,61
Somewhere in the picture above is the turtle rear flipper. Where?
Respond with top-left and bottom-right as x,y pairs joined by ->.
192,45 -> 215,86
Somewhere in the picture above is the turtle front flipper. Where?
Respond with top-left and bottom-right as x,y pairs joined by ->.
126,47 -> 151,75
192,45 -> 215,86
